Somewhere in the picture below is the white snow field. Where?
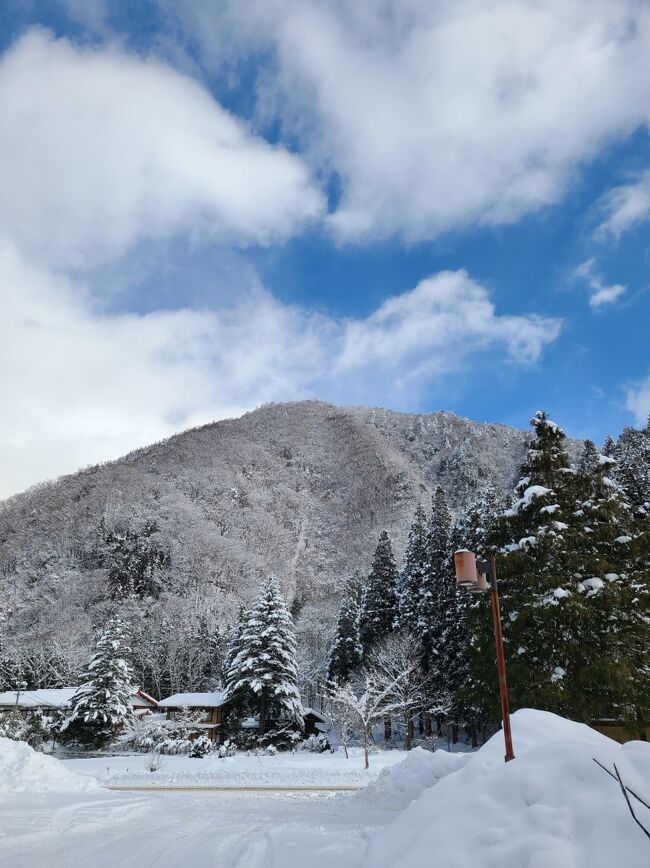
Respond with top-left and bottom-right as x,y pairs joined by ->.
1,711 -> 649,868
61,745 -> 407,789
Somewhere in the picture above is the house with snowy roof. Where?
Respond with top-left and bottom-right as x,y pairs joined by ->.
158,692 -> 327,744
158,691 -> 229,743
0,687 -> 159,717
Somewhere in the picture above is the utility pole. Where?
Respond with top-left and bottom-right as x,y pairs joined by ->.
454,549 -> 514,763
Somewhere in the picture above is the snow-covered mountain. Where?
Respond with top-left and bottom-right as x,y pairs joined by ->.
0,400 -> 532,656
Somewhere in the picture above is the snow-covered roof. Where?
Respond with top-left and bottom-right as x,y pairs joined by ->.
0,688 -> 77,709
158,691 -> 229,708
303,707 -> 326,720
0,687 -> 158,709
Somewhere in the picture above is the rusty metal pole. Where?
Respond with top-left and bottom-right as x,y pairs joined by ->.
488,555 -> 515,762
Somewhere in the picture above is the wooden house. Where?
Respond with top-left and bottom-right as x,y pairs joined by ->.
0,686 -> 159,717
157,692 -> 327,744
158,691 -> 229,743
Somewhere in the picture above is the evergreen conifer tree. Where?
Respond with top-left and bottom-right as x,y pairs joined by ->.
222,606 -> 246,686
224,577 -> 303,736
419,487 -> 454,674
102,520 -> 168,600
359,531 -> 399,655
62,616 -> 135,747
578,439 -> 600,475
466,411 -> 650,730
398,505 -> 430,633
328,574 -> 363,683
613,422 -> 650,510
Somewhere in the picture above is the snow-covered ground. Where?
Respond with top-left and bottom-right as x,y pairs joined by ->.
2,712 -> 649,868
61,746 -> 408,788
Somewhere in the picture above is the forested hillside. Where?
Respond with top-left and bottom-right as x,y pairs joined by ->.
0,401 -> 529,692
4,399 -> 645,708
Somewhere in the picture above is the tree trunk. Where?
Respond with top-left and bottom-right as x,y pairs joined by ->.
452,723 -> 458,744
436,714 -> 443,737
418,712 -> 424,735
384,716 -> 392,741
364,726 -> 370,769
636,707 -> 648,742
406,715 -> 414,751
470,723 -> 478,749
424,714 -> 432,737
259,689 -> 268,737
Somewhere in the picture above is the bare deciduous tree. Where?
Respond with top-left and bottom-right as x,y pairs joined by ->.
327,670 -> 406,769
366,631 -> 430,750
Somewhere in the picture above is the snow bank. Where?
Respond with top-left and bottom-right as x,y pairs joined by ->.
0,737 -> 98,794
359,709 -> 650,868
357,747 -> 469,810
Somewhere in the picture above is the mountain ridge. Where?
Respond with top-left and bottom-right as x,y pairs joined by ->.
0,399 -> 548,678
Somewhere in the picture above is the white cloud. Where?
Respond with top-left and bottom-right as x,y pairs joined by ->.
597,170 -> 650,238
337,271 -> 559,371
626,375 -> 650,425
575,258 -> 626,308
167,0 -> 650,242
0,243 -> 559,498
0,29 -> 324,268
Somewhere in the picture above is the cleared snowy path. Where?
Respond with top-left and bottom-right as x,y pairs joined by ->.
107,783 -> 364,791
1,789 -> 392,868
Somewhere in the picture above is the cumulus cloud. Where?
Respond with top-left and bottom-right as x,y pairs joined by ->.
0,243 -> 559,498
0,29 -> 324,268
597,170 -> 650,238
575,258 -> 626,308
626,375 -> 650,425
165,0 -> 650,242
338,271 -> 559,372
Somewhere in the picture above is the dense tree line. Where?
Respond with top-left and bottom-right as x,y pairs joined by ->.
1,411 -> 648,747
327,412 -> 650,741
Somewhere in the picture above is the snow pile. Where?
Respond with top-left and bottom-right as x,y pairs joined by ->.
360,709 -> 650,868
0,737 -> 98,794
357,747 -> 469,810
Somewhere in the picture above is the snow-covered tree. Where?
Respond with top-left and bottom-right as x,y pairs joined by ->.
366,632 -> 429,750
61,615 -> 135,747
221,606 -> 246,684
224,577 -> 303,736
101,520 -> 168,600
467,411 -> 650,730
398,505 -> 429,633
451,485 -> 498,556
359,531 -> 399,655
578,439 -> 600,475
419,488 -> 454,672
327,574 -> 363,684
327,671 -> 405,768
613,421 -> 650,511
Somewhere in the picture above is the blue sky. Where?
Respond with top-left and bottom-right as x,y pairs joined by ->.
1,0 -> 649,496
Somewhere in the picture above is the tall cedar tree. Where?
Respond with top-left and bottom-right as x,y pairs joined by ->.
419,488 -> 452,673
62,615 -> 135,747
398,505 -> 430,633
359,531 -> 399,656
224,577 -> 303,736
452,484 -> 500,555
466,411 -> 650,730
565,444 -> 650,732
427,487 -> 467,714
328,574 -> 363,683
613,418 -> 650,511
